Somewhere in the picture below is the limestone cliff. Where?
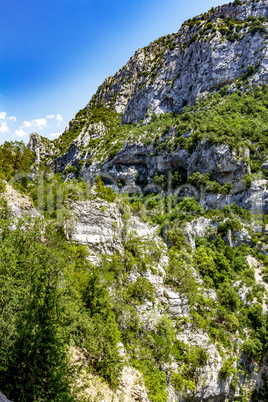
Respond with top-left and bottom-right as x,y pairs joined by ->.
87,0 -> 268,124
23,3 -> 268,399
28,0 -> 268,216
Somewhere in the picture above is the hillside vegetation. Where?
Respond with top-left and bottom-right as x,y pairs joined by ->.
1,0 -> 268,400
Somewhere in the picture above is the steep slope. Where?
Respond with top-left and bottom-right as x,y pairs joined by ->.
28,1 -> 268,210
89,0 -> 268,124
2,2 -> 268,401
1,182 -> 268,401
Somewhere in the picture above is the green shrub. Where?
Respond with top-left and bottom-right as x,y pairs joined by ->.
128,277 -> 155,304
218,218 -> 242,236
188,172 -> 233,194
166,227 -> 192,253
219,357 -> 237,380
217,282 -> 240,311
132,359 -> 167,402
242,338 -> 262,362
0,179 -> 6,194
94,176 -> 115,202
194,246 -> 231,287
64,165 -> 78,175
0,141 -> 35,182
242,174 -> 252,188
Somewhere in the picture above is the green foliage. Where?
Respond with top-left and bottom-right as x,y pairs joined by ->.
64,165 -> 78,175
219,357 -> 237,380
165,249 -> 197,297
0,141 -> 35,181
171,372 -> 195,393
0,218 -> 74,401
217,282 -> 240,311
127,277 -> 155,304
242,338 -> 263,362
218,218 -> 242,236
132,359 -> 167,402
165,227 -> 192,253
189,172 -> 233,194
194,246 -> 231,287
249,19 -> 267,36
29,173 -> 91,219
0,210 -> 124,399
0,179 -> 6,194
94,176 -> 115,202
242,174 -> 252,188
171,341 -> 208,392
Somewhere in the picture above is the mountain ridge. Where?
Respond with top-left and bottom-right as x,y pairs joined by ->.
29,0 -> 268,169
1,1 -> 267,400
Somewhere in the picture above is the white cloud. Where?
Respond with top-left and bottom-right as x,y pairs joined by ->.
13,112 -> 64,139
22,120 -> 33,128
33,118 -> 47,129
15,128 -> 27,137
0,112 -> 7,120
0,121 -> 9,133
56,114 -> 63,125
50,132 -> 61,138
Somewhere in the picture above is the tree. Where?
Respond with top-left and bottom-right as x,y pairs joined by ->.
0,219 -> 73,401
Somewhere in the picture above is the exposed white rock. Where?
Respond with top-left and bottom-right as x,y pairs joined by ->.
201,179 -> 268,214
3,184 -> 39,218
68,198 -> 162,264
0,393 -> 11,402
81,1 -> 268,125
72,347 -> 150,402
183,217 -> 219,250
233,227 -> 252,246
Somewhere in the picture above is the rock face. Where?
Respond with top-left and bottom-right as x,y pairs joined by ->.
201,178 -> 268,214
0,393 -> 11,402
3,184 -> 39,218
28,132 -> 57,164
86,0 -> 268,124
27,0 -> 268,217
67,197 -> 268,401
68,198 -> 159,264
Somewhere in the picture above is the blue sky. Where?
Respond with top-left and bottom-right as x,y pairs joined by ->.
0,0 -> 228,143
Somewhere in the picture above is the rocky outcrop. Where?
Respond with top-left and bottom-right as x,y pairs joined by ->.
75,138 -> 249,194
3,184 -> 39,218
28,132 -> 57,164
85,0 -> 268,124
72,347 -> 150,402
68,198 -> 158,263
0,393 -> 11,402
27,1 -> 268,219
67,197 -> 267,401
201,179 -> 268,214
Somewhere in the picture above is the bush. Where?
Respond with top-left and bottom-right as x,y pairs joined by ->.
94,176 -> 115,202
64,165 -> 78,175
166,227 -> 192,253
218,218 -> 242,236
0,179 -> 6,194
217,282 -> 240,311
242,338 -> 262,362
188,172 -> 233,194
219,357 -> 237,380
242,174 -> 252,188
128,277 -> 155,304
194,246 -> 231,287
0,141 -> 35,182
132,359 -> 167,402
